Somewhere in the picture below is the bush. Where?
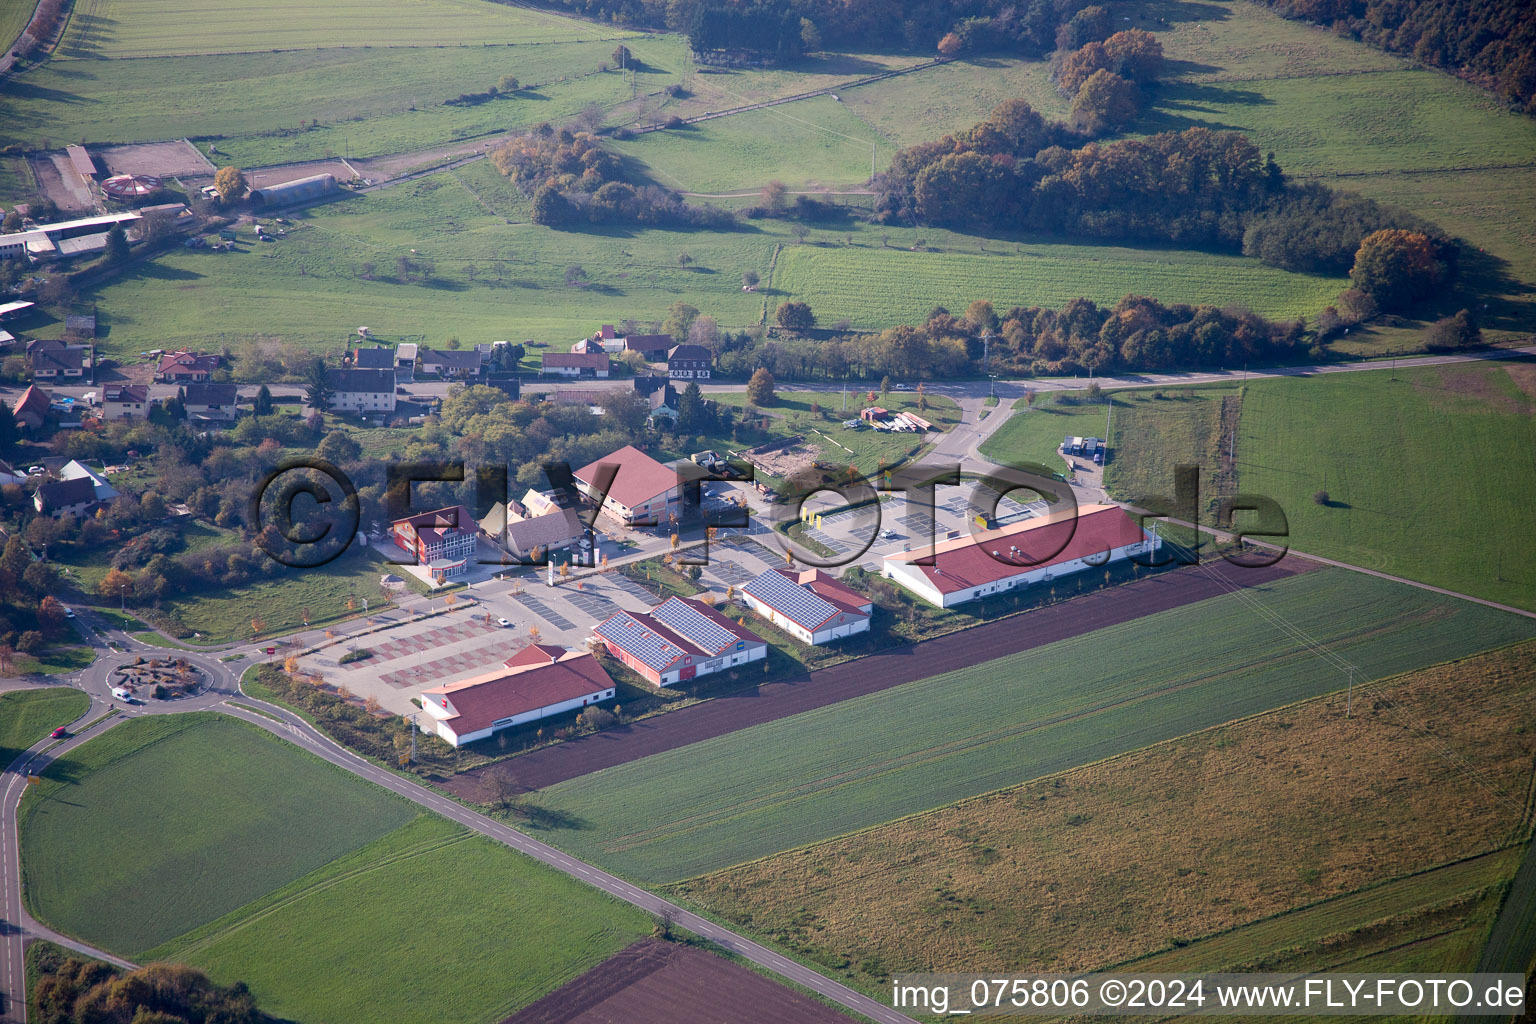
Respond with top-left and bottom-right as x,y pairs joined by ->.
1314,490 -> 1330,505
339,648 -> 374,664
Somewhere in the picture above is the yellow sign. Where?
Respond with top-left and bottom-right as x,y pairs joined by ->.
27,775 -> 42,785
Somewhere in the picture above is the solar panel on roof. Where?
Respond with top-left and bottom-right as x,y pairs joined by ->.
652,597 -> 740,653
743,570 -> 838,628
595,614 -> 684,671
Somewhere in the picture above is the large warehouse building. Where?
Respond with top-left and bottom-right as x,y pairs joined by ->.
594,595 -> 766,687
419,645 -> 616,747
881,503 -> 1161,609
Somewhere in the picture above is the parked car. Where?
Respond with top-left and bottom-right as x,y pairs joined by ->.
1094,452 -> 1104,465
63,607 -> 76,618
497,617 -> 512,627
893,383 -> 914,391
50,727 -> 69,739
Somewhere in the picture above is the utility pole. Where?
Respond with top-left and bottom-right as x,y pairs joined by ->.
1346,667 -> 1353,717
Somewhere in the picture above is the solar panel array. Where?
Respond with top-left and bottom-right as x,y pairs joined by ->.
593,614 -> 693,671
742,570 -> 838,628
652,596 -> 742,654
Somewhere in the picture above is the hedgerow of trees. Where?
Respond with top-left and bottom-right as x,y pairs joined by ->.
1253,0 -> 1536,114
1055,29 -> 1165,131
31,953 -> 272,1024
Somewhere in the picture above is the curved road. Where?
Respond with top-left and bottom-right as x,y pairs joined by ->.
0,611 -> 916,1024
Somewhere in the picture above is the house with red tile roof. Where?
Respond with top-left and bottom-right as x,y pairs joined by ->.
13,384 -> 50,430
157,350 -> 220,382
593,595 -> 766,687
573,444 -> 682,525
419,646 -> 616,747
881,503 -> 1161,608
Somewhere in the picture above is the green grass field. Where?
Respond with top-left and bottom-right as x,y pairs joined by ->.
2,42 -> 653,166
525,569 -> 1534,883
773,243 -> 1346,327
0,0 -> 32,55
979,392 -> 1115,468
1237,363 -> 1536,610
0,688 -> 90,769
59,0 -> 634,58
610,96 -> 888,193
19,714 -> 416,954
148,814 -> 652,1024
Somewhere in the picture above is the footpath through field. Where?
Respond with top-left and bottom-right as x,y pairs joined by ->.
441,558 -> 1310,801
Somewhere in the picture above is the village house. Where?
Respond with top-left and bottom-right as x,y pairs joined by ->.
326,367 -> 397,414
26,338 -> 90,381
180,382 -> 240,422
667,343 -> 712,380
13,384 -> 50,431
541,352 -> 612,378
102,384 -> 151,421
157,350 -> 220,383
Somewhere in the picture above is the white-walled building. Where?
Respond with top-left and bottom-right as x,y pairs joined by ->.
573,444 -> 682,525
593,595 -> 767,687
739,567 -> 872,645
881,503 -> 1161,609
326,367 -> 397,414
418,645 -> 615,747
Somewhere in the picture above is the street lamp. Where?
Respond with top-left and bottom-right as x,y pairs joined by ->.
989,374 -> 998,400
120,583 -> 128,612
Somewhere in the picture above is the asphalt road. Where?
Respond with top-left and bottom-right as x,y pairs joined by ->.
0,611 -> 919,1024
6,342 -> 1533,413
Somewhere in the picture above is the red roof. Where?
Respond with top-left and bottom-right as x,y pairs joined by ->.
15,385 -> 50,420
394,505 -> 474,545
574,445 -> 679,510
887,504 -> 1151,595
786,568 -> 873,614
424,648 -> 613,736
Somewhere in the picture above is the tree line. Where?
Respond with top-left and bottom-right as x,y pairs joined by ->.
541,0 -> 1095,59
31,951 -> 272,1024
1254,0 -> 1536,114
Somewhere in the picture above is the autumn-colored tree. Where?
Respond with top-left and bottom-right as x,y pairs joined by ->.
746,367 -> 777,406
760,180 -> 787,212
1070,69 -> 1140,132
99,568 -> 135,601
528,624 -> 541,641
1349,229 -> 1444,311
283,655 -> 299,675
214,166 -> 248,202
251,615 -> 266,635
365,695 -> 381,714
937,31 -> 962,55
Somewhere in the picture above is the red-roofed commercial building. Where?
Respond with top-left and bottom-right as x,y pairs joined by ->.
881,504 -> 1161,609
391,505 -> 478,583
574,444 -> 682,525
593,595 -> 766,687
419,646 -> 616,747
740,567 -> 872,645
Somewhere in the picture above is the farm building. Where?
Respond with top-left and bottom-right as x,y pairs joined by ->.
249,173 -> 339,207
0,212 -> 144,262
100,174 -> 163,203
326,367 -> 397,414
739,567 -> 872,645
594,595 -> 767,687
353,346 -> 394,370
541,352 -> 612,378
881,503 -> 1161,609
574,444 -> 681,525
419,645 -> 617,747
0,300 -> 36,321
391,505 -> 478,582
65,145 -> 97,186
102,384 -> 150,421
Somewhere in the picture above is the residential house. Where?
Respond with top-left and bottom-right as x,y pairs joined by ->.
667,344 -> 711,380
621,334 -> 673,360
647,384 -> 680,424
569,337 -> 606,355
102,384 -> 150,421
33,476 -> 98,519
181,382 -> 240,422
541,352 -> 612,378
59,459 -> 119,502
593,595 -> 768,687
573,444 -> 681,525
417,348 -> 483,380
881,503 -> 1161,609
326,367 -> 397,414
157,350 -> 220,383
26,338 -> 90,381
479,492 -> 584,562
391,505 -> 478,583
739,567 -> 872,645
0,460 -> 25,487
547,387 -> 627,415
12,384 -> 50,430
419,646 -> 617,747
353,346 -> 395,370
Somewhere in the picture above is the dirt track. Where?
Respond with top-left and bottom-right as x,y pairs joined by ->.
442,557 -> 1313,802
503,939 -> 859,1024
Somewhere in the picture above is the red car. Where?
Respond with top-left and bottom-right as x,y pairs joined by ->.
50,727 -> 69,739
